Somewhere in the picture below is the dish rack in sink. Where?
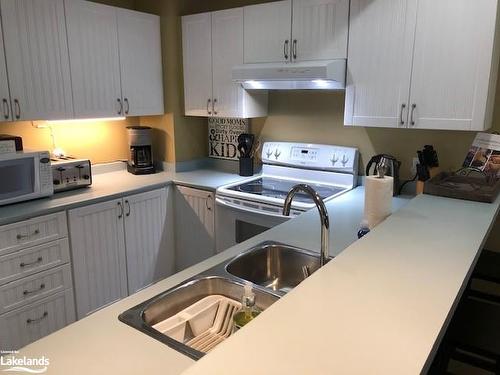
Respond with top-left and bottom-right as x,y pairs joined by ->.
152,295 -> 241,353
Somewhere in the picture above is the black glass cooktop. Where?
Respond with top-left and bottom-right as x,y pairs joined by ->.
228,177 -> 346,203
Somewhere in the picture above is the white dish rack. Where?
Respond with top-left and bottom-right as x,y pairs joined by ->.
152,295 -> 241,353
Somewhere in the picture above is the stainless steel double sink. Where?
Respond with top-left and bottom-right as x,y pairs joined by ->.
119,241 -> 328,359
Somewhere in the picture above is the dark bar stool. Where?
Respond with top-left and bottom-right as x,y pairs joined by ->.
430,250 -> 500,374
472,249 -> 500,286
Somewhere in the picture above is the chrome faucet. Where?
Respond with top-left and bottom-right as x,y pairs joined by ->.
282,184 -> 330,267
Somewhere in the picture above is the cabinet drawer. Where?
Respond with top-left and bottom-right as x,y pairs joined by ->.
0,239 -> 70,286
0,289 -> 75,351
0,212 -> 68,256
0,264 -> 72,314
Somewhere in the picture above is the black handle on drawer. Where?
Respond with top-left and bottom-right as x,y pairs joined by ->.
26,311 -> 48,324
20,257 -> 43,268
23,283 -> 45,296
16,229 -> 40,240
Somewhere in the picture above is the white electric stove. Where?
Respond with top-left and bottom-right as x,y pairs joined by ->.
215,142 -> 358,252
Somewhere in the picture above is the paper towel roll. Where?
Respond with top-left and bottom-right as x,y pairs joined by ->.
364,176 -> 393,229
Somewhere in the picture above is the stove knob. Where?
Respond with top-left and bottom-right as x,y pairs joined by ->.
331,153 -> 339,166
341,154 -> 349,167
274,149 -> 281,160
83,174 -> 90,180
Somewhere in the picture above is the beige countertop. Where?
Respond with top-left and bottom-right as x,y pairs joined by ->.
0,163 -> 246,226
5,170 -> 499,374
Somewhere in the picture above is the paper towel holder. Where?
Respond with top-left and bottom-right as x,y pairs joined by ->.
366,154 -> 401,196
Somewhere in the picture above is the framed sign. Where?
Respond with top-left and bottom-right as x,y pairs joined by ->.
208,117 -> 249,160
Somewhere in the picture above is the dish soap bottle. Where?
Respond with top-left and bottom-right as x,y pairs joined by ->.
233,281 -> 260,331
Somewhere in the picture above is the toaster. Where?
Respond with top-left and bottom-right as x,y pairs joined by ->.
51,157 -> 92,193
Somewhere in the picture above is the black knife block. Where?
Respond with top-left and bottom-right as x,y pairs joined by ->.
239,157 -> 254,177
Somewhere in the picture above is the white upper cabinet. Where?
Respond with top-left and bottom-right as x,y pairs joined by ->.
212,8 -> 243,118
0,19 -> 11,122
346,0 -> 499,131
182,9 -> 268,118
117,8 -> 164,117
244,0 -> 292,64
65,0 -> 122,118
0,0 -> 73,121
408,0 -> 498,130
182,13 -> 213,117
291,0 -> 349,61
345,0 -> 415,127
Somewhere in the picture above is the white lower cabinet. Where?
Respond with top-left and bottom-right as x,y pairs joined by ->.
0,212 -> 75,351
69,198 -> 128,319
124,188 -> 173,294
175,186 -> 215,271
0,289 -> 75,351
69,187 -> 173,319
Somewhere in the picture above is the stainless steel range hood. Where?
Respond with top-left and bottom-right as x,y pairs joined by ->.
232,59 -> 346,90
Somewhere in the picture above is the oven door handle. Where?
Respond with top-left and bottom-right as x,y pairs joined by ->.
215,197 -> 291,219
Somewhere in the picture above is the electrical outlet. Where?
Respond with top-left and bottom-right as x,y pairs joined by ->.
411,157 -> 419,175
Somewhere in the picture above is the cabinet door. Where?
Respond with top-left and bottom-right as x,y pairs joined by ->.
117,8 -> 164,117
0,0 -> 73,121
408,0 -> 498,130
175,186 -> 215,272
291,0 -> 349,61
212,8 -> 244,118
0,289 -> 75,351
65,0 -> 123,118
69,199 -> 128,319
182,13 -> 213,117
124,188 -> 173,294
244,0 -> 292,63
0,20 -> 11,122
344,0 -> 416,128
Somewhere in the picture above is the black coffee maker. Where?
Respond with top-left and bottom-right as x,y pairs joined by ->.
366,154 -> 401,196
127,126 -> 155,175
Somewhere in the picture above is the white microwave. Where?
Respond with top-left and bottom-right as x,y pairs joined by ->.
0,150 -> 54,206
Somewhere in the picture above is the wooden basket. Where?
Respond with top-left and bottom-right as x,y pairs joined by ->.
424,170 -> 500,203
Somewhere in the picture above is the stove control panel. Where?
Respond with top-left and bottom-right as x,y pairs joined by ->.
261,142 -> 358,175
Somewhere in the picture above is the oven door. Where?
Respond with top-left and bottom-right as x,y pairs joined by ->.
215,197 -> 291,253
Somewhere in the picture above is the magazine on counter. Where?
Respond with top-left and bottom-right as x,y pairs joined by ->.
463,133 -> 500,177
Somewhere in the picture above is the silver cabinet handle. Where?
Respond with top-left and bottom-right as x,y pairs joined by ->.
17,229 -> 40,241
13,99 -> 20,119
117,201 -> 124,219
20,257 -> 43,268
125,200 -> 131,217
292,39 -> 297,60
205,195 -> 212,211
124,98 -> 130,115
27,311 -> 48,324
23,283 -> 45,296
283,40 -> 289,60
213,99 -> 218,116
117,98 -> 123,115
410,103 -> 416,126
2,98 -> 9,120
400,104 -> 406,126
207,98 -> 212,115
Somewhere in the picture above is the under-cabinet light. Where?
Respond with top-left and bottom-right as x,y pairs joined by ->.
47,117 -> 126,124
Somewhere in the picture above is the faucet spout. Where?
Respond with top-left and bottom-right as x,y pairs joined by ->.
282,184 -> 330,267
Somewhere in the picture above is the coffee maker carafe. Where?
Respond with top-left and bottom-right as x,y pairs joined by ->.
127,126 -> 155,175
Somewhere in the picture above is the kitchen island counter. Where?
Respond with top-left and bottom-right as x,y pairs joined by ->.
12,189 -> 499,374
